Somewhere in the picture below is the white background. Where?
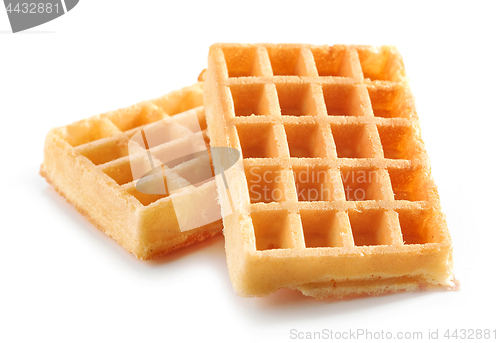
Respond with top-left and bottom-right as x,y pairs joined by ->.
1,1 -> 499,342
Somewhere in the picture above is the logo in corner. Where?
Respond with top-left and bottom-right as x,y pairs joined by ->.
3,0 -> 79,33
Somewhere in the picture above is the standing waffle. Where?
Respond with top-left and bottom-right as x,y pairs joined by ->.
203,43 -> 455,298
41,83 -> 222,260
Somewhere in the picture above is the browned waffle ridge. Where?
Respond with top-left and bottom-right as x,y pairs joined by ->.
41,83 -> 222,260
203,43 -> 454,298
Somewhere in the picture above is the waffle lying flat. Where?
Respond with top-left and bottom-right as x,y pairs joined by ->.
203,43 -> 455,298
41,83 -> 222,260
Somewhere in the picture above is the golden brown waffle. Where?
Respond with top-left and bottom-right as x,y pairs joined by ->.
41,83 -> 222,260
203,43 -> 455,298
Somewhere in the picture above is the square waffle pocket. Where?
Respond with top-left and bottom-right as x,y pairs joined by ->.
203,43 -> 455,299
41,83 -> 222,260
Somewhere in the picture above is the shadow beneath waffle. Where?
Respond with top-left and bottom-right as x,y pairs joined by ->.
37,173 -> 451,319
232,286 -> 452,325
145,233 -> 225,265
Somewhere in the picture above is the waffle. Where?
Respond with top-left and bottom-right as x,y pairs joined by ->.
40,83 -> 223,260
203,43 -> 455,298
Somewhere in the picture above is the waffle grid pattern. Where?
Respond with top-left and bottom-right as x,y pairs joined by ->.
217,44 -> 444,251
205,44 -> 453,297
75,109 -> 209,207
65,94 -> 209,208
